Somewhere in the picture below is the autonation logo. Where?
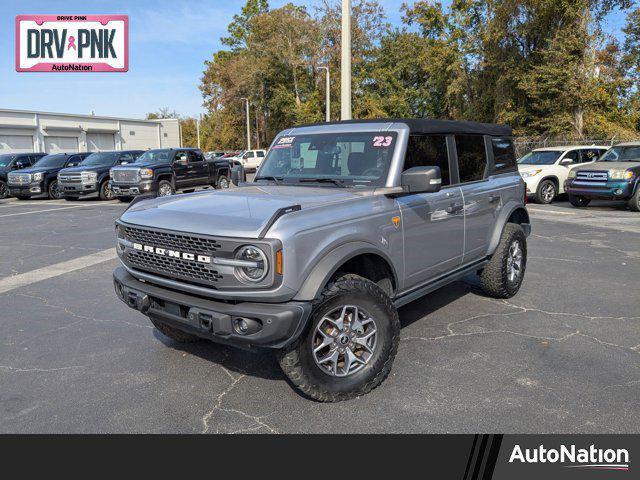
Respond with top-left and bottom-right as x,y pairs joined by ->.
509,444 -> 630,471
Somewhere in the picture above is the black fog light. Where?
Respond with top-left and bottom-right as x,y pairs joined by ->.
232,317 -> 262,335
114,280 -> 124,299
615,188 -> 623,195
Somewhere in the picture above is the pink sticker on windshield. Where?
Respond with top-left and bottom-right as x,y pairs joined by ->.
372,136 -> 393,147
16,15 -> 128,72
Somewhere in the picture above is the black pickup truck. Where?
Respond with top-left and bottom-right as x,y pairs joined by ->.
58,150 -> 143,201
109,148 -> 232,201
0,153 -> 47,199
7,152 -> 92,199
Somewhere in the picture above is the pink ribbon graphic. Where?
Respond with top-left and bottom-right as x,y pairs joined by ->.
67,36 -> 77,50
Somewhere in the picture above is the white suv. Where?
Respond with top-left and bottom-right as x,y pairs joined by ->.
518,146 -> 608,204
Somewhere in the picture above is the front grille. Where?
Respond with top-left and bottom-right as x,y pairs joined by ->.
113,169 -> 139,183
574,170 -> 608,187
8,173 -> 31,185
58,173 -> 82,183
122,225 -> 224,287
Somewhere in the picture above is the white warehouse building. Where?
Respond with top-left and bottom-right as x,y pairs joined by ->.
0,109 -> 181,154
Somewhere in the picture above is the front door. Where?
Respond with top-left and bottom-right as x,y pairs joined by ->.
172,151 -> 190,188
398,134 -> 464,291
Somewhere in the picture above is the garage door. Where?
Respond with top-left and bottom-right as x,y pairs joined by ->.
44,136 -> 79,154
0,135 -> 34,153
87,133 -> 115,151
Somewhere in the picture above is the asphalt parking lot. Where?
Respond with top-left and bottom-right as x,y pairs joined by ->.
0,195 -> 638,433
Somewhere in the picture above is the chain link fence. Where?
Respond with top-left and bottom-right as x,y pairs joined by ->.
513,137 -> 623,159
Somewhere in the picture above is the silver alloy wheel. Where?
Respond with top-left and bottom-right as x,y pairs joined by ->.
0,182 -> 7,199
158,183 -> 173,196
312,305 -> 377,377
103,182 -> 114,200
506,240 -> 523,283
219,177 -> 230,189
541,181 -> 555,202
49,181 -> 61,199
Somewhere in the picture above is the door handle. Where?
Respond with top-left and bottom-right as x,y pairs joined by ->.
446,203 -> 464,214
488,194 -> 500,204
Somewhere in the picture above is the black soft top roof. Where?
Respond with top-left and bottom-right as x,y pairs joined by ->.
298,118 -> 512,137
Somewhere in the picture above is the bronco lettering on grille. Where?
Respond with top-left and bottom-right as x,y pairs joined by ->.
132,242 -> 211,264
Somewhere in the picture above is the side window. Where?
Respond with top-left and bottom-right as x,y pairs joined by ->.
66,155 -> 81,167
490,137 -> 516,173
404,135 -> 450,186
245,152 -> 255,158
562,150 -> 579,165
257,151 -> 265,157
455,135 -> 488,183
580,149 -> 601,163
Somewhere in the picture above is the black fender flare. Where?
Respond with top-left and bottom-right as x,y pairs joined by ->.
293,241 -> 399,302
486,201 -> 531,256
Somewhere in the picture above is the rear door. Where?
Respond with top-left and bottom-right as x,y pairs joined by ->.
397,135 -> 464,289
455,135 -> 499,263
189,150 -> 210,186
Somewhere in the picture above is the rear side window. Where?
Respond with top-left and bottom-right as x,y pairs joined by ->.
580,149 -> 603,162
404,135 -> 450,186
257,151 -> 265,157
455,135 -> 487,183
491,137 -> 516,173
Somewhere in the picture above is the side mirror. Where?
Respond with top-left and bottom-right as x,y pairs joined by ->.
560,159 -> 574,167
231,164 -> 245,186
400,166 -> 442,194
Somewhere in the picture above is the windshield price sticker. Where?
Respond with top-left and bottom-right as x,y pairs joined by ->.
273,136 -> 295,149
16,15 -> 128,72
372,136 -> 393,147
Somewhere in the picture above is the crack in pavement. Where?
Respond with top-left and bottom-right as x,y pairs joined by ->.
0,364 -> 86,373
201,363 -> 279,434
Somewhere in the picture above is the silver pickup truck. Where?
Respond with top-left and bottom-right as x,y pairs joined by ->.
112,119 -> 530,401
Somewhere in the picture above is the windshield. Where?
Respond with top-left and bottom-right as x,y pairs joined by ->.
80,152 -> 119,167
134,150 -> 171,165
33,154 -> 68,168
258,132 -> 397,187
0,154 -> 17,167
518,151 -> 562,165
598,146 -> 640,162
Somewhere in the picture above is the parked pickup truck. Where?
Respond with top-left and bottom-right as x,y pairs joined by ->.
109,148 -> 232,201
113,118 -> 530,401
0,152 -> 47,199
565,142 -> 640,211
58,150 -> 143,201
7,152 -> 91,200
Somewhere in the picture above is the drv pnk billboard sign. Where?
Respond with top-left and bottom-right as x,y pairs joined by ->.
15,15 -> 128,72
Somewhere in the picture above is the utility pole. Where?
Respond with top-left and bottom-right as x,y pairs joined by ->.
318,66 -> 330,122
196,114 -> 201,149
340,0 -> 351,120
240,97 -> 251,151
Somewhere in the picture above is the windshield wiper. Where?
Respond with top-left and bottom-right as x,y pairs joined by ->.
297,178 -> 346,188
255,176 -> 282,185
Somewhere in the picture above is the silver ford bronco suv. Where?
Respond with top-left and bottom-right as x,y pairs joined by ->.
113,119 -> 531,401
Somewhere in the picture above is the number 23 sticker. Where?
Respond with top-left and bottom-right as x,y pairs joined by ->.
373,136 -> 393,147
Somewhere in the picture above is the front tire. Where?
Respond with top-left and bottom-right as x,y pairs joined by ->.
0,181 -> 8,199
627,187 -> 640,212
278,274 -> 400,402
99,180 -> 114,200
535,179 -> 556,204
569,194 -> 591,208
48,180 -> 62,199
480,223 -> 527,298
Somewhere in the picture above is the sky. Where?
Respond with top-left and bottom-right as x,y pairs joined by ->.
0,0 -> 629,120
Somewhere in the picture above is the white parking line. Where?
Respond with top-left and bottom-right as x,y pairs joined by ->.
0,205 -> 93,217
527,207 -> 577,216
0,248 -> 117,294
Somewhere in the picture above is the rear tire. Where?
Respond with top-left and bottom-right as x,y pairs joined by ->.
627,187 -> 640,212
568,194 -> 591,208
278,274 -> 400,402
150,317 -> 200,343
158,180 -> 174,196
480,223 -> 527,299
216,175 -> 230,189
535,179 -> 556,204
48,180 -> 62,199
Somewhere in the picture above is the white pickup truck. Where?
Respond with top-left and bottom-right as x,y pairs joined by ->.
230,149 -> 267,172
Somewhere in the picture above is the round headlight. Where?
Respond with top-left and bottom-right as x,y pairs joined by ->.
234,245 -> 268,283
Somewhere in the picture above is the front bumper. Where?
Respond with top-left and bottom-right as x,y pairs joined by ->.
564,179 -> 635,200
59,181 -> 98,196
110,180 -> 155,197
8,183 -> 45,197
113,266 -> 311,349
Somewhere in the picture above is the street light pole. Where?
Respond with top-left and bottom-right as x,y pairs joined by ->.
318,66 -> 330,122
196,114 -> 201,149
340,0 -> 351,120
240,97 -> 251,151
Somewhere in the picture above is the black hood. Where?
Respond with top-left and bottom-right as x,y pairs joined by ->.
59,164 -> 111,174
